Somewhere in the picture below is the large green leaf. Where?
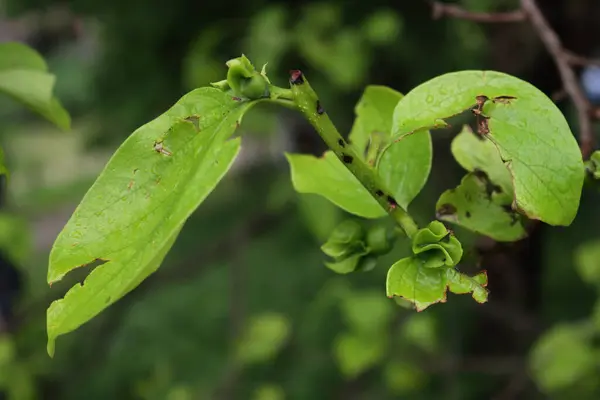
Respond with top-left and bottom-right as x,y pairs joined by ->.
285,151 -> 385,219
349,85 -> 432,209
0,42 -> 70,129
47,88 -> 253,355
392,71 -> 584,226
437,173 -> 526,241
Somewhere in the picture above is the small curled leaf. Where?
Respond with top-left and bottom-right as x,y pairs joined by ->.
411,221 -> 463,267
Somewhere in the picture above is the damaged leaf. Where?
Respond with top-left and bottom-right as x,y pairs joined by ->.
436,173 -> 526,242
47,88 -> 254,356
392,71 -> 584,226
386,257 -> 488,311
451,125 -> 512,204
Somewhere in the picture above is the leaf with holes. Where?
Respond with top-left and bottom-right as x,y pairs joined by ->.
451,125 -> 512,204
285,151 -> 385,219
392,70 -> 584,226
348,85 -> 432,209
436,173 -> 526,241
0,42 -> 70,129
47,88 -> 254,356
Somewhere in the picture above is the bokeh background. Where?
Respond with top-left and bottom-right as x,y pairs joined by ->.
1,0 -> 600,399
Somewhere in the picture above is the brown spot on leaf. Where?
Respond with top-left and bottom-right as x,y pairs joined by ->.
341,154 -> 353,164
316,100 -> 325,115
232,96 -> 242,102
386,195 -> 398,209
290,70 -> 304,85
128,180 -> 134,190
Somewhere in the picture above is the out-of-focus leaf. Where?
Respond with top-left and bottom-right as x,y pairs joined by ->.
252,384 -> 285,400
47,88 -> 254,356
574,240 -> 600,287
236,313 -> 291,366
401,313 -> 438,353
0,213 -> 32,265
392,71 -> 584,226
333,332 -> 386,378
362,10 -> 402,45
340,290 -> 394,334
286,151 -> 385,219
0,42 -> 70,129
383,361 -> 426,394
297,194 -> 342,242
436,172 -> 526,241
529,323 -> 596,393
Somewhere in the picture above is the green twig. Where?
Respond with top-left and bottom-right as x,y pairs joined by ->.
287,70 -> 419,238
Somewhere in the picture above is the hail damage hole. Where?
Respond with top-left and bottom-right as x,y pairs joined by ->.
375,189 -> 384,197
153,140 -> 172,156
493,95 -> 517,104
184,115 -> 201,130
466,211 -> 472,218
437,203 -> 457,216
341,154 -> 353,164
338,139 -> 346,147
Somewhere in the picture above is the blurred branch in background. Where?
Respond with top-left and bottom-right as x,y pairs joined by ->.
428,0 -> 599,157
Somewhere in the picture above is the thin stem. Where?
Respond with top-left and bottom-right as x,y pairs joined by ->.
287,70 -> 419,238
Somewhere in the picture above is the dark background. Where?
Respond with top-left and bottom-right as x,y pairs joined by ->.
1,0 -> 600,399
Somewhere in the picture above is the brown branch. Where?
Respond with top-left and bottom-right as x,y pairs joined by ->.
564,51 -> 600,68
429,1 -> 526,23
520,0 -> 594,157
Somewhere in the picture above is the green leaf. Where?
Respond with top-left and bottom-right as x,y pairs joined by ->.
333,332 -> 386,378
574,240 -> 600,287
46,88 -> 254,356
386,257 -> 447,311
251,384 -> 285,400
386,256 -> 488,311
236,313 -> 290,366
436,172 -> 526,242
0,42 -> 70,130
446,269 -> 488,303
285,151 -> 385,219
451,125 -> 512,203
379,131 -> 432,210
325,252 -> 367,274
348,85 -> 432,209
529,323 -> 596,392
392,71 -> 584,226
349,85 -> 403,156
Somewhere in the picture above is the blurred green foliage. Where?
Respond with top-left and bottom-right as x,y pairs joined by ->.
1,0 -> 600,399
